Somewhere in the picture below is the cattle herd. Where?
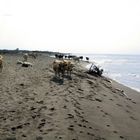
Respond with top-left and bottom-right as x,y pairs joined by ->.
53,54 -> 90,78
0,52 -> 90,79
55,54 -> 89,62
53,60 -> 74,79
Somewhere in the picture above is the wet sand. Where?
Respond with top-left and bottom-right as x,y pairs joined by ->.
0,53 -> 140,140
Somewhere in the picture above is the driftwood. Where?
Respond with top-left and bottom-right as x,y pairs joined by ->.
17,60 -> 33,67
88,63 -> 103,76
22,62 -> 33,67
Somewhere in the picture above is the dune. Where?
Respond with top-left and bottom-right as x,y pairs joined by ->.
0,53 -> 140,140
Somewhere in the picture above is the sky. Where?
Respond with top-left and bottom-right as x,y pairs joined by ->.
0,0 -> 140,54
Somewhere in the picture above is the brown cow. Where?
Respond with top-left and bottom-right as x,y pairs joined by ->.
0,55 -> 3,72
53,60 -> 66,78
63,60 -> 74,77
53,60 -> 74,78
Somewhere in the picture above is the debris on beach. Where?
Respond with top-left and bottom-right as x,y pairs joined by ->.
87,63 -> 103,76
16,60 -> 33,67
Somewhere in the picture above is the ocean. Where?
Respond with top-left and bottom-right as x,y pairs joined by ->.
74,54 -> 140,92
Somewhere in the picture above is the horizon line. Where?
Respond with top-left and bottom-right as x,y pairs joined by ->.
0,48 -> 140,55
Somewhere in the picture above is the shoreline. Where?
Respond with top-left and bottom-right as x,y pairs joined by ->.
82,60 -> 140,93
111,78 -> 140,93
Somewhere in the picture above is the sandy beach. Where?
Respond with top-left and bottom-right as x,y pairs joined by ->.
0,53 -> 140,140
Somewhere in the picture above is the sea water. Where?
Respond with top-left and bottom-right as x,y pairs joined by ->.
74,54 -> 140,92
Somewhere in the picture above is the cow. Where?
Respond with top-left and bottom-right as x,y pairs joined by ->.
28,52 -> 37,59
0,55 -> 3,72
55,54 -> 64,59
79,56 -> 83,60
86,57 -> 89,61
63,60 -> 74,77
53,60 -> 74,78
23,53 -> 28,62
64,55 -> 68,59
68,55 -> 76,59
53,60 -> 66,78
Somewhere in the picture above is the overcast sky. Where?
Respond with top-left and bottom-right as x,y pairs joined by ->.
0,0 -> 140,54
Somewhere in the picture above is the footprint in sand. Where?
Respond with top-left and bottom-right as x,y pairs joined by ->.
97,106 -> 101,109
78,124 -> 82,127
37,122 -> 45,129
36,136 -> 43,140
68,126 -> 74,131
126,98 -> 132,101
55,136 -> 63,139
81,119 -> 88,123
24,122 -> 30,126
64,99 -> 69,102
100,110 -> 109,116
125,110 -> 130,113
104,112 -> 109,116
49,107 -> 55,111
30,107 -> 36,111
36,100 -> 44,104
87,80 -> 94,85
126,105 -> 132,109
119,136 -> 124,139
95,98 -> 102,102
46,128 -> 53,132
116,104 -> 123,107
78,88 -> 84,91
113,95 -> 118,98
106,124 -> 110,127
89,126 -> 93,129
32,114 -> 37,119
87,132 -> 90,135
16,125 -> 23,129
11,127 -> 16,132
132,101 -> 136,104
113,130 -> 118,134
39,129 -> 43,132
41,119 -> 46,122
83,125 -> 87,128
5,136 -> 16,140
22,134 -> 27,138
67,114 -> 74,119
11,124 -> 23,132
87,132 -> 95,136
130,116 -> 137,120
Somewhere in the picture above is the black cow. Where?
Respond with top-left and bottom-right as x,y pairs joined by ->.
86,57 -> 89,61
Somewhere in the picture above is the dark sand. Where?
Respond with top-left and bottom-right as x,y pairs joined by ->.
0,53 -> 140,140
